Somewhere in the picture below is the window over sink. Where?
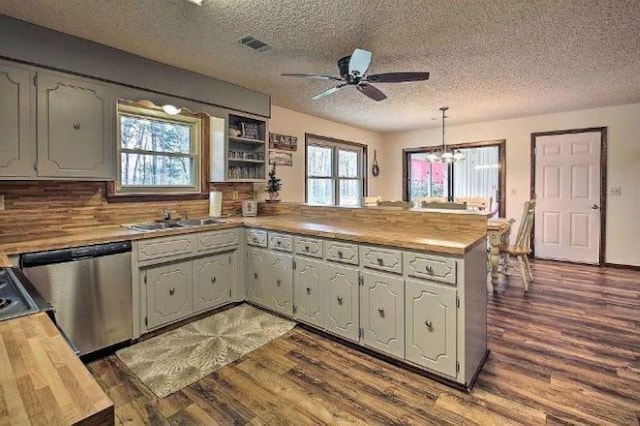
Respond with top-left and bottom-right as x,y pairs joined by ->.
115,101 -> 202,195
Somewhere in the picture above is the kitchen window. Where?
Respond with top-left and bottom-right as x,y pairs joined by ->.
305,134 -> 366,207
403,140 -> 505,216
116,102 -> 202,195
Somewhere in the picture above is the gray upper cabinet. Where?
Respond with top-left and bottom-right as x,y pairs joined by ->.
145,260 -> 193,329
293,257 -> 325,328
193,251 -> 235,313
360,271 -> 405,358
0,61 -> 35,178
405,279 -> 457,377
247,247 -> 271,308
324,263 -> 360,342
268,251 -> 294,316
36,72 -> 115,179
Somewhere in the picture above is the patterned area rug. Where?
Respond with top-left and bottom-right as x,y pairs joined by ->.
116,304 -> 296,398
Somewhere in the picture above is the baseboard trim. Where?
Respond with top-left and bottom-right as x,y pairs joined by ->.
604,263 -> 640,271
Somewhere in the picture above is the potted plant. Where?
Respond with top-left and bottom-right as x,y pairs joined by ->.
265,163 -> 282,202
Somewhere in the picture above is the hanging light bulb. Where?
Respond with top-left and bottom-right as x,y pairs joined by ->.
426,151 -> 440,162
453,150 -> 465,161
426,107 -> 464,163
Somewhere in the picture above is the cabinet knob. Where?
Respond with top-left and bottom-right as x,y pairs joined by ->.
254,272 -> 258,279
211,276 -> 216,284
276,279 -> 281,286
425,320 -> 433,329
73,123 -> 81,130
169,288 -> 175,296
378,307 -> 385,316
306,287 -> 311,295
377,257 -> 384,265
337,296 -> 343,304
337,251 -> 343,258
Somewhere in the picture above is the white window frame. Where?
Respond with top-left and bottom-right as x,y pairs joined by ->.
305,135 -> 365,207
116,102 -> 201,195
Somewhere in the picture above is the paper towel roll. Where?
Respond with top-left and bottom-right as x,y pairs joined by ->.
209,191 -> 222,217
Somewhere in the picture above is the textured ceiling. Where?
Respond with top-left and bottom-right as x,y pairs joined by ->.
1,0 -> 639,132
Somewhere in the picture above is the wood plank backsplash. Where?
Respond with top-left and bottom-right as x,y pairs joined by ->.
258,202 -> 488,233
0,181 -> 254,238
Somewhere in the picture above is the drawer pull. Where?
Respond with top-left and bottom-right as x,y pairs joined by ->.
276,240 -> 282,246
252,236 -> 258,243
306,287 -> 311,295
377,257 -> 384,265
304,245 -> 310,251
211,276 -> 216,284
378,307 -> 385,317
425,265 -> 433,274
337,250 -> 344,258
169,288 -> 175,296
425,320 -> 433,329
254,272 -> 258,279
276,279 -> 281,286
337,296 -> 343,304
73,123 -> 81,130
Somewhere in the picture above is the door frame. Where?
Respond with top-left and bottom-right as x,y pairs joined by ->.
530,127 -> 607,266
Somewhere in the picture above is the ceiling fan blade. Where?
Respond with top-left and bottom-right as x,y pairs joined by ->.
282,73 -> 343,81
312,84 -> 347,100
349,49 -> 372,77
356,83 -> 387,101
365,72 -> 430,83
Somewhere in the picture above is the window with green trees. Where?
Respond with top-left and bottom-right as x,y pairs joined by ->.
116,103 -> 201,194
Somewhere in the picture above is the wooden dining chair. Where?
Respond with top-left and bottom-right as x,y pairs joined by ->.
500,200 -> 536,292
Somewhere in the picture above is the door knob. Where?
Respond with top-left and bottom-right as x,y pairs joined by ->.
591,204 -> 599,210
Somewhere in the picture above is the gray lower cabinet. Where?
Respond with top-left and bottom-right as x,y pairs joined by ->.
36,72 -> 114,179
405,279 -> 457,377
146,260 -> 193,329
360,271 -> 405,358
247,247 -> 271,309
193,251 -> 235,313
0,61 -> 35,178
324,263 -> 360,342
268,251 -> 294,316
293,257 -> 325,328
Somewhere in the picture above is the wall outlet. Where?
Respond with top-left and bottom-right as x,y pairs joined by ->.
609,186 -> 622,197
232,190 -> 239,200
0,195 -> 4,211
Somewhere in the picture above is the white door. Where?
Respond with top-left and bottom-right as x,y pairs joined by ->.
534,131 -> 602,264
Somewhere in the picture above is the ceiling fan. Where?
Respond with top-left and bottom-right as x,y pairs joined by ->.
282,48 -> 429,101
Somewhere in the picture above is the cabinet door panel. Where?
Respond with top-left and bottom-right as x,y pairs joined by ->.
37,73 -> 114,179
361,272 -> 405,358
193,252 -> 235,312
405,279 -> 457,377
146,261 -> 193,329
268,252 -> 293,316
293,257 -> 324,328
325,264 -> 359,341
247,248 -> 271,308
0,61 -> 35,177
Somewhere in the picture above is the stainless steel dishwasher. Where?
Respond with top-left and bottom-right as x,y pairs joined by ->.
22,241 -> 133,355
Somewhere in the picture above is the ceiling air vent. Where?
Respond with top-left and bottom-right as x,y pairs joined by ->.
238,35 -> 270,52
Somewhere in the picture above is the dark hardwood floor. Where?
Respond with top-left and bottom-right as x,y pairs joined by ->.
88,260 -> 640,425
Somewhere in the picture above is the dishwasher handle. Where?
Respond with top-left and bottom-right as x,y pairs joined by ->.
22,241 -> 131,267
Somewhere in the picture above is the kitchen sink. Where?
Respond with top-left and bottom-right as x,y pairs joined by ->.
124,218 -> 225,232
178,218 -> 225,226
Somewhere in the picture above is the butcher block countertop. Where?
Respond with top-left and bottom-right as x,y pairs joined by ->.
0,216 -> 486,257
0,250 -> 10,267
0,313 -> 113,425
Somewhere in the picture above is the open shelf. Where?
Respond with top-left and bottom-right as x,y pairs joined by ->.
228,158 -> 265,163
229,136 -> 266,144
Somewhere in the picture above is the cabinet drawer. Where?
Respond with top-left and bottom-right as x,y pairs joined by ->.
405,252 -> 457,285
294,237 -> 323,258
197,228 -> 240,252
361,246 -> 402,274
137,234 -> 196,262
325,241 -> 359,265
246,229 -> 267,247
268,232 -> 293,252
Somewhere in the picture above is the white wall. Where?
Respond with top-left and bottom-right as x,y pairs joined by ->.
379,103 -> 640,266
255,105 -> 385,202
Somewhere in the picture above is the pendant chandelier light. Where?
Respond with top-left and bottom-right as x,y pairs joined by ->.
426,107 -> 464,163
